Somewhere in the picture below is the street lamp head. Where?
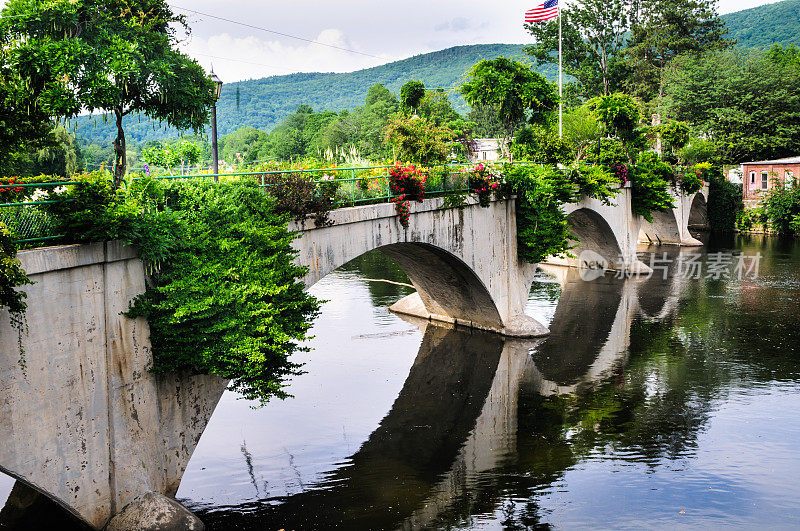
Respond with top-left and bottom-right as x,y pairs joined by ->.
209,67 -> 223,101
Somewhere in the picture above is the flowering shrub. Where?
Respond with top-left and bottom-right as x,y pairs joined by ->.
469,163 -> 502,207
388,164 -> 426,228
0,178 -> 25,203
612,163 -> 629,186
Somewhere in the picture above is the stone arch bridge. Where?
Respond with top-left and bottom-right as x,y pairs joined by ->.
0,186 -> 707,528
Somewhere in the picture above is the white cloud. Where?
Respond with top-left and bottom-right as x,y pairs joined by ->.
178,29 -> 394,82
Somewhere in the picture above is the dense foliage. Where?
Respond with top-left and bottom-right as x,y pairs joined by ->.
664,45 -> 800,163
759,180 -> 800,236
1,0 -> 216,184
630,153 -> 676,221
126,180 -> 320,402
505,165 -> 576,264
38,175 -> 321,403
461,58 -> 559,140
0,221 -> 31,318
388,165 -> 427,228
705,166 -> 743,233
384,115 -> 455,166
260,172 -> 338,227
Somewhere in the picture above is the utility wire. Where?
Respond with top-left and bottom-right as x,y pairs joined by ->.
186,51 -> 297,72
170,4 -> 384,60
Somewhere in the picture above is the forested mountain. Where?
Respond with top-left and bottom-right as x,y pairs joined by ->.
722,0 -> 800,49
73,44 -> 537,144
72,0 -> 799,146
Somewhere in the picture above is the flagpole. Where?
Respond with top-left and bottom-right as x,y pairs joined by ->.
558,0 -> 563,138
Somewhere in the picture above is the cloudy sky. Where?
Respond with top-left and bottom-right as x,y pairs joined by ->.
1,0 -> 783,82
173,0 -> 780,82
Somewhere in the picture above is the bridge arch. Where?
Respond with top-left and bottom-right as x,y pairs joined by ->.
291,198 -> 546,337
688,192 -> 708,229
566,207 -> 625,270
378,243 -> 504,330
302,240 -> 505,330
639,185 -> 708,246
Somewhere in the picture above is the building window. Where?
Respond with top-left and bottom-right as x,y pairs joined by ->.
750,172 -> 756,185
787,171 -> 794,188
761,172 -> 769,189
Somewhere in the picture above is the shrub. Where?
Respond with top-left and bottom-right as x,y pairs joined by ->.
631,152 -> 676,222
791,214 -> 800,234
703,166 -> 742,233
384,115 -> 454,166
510,126 -> 573,165
0,221 -> 32,317
469,163 -> 503,207
260,172 -> 337,227
612,163 -> 629,186
504,164 -> 574,263
583,138 -> 629,167
737,207 -> 766,232
122,180 -> 320,403
567,164 -> 620,205
388,164 -> 426,228
680,171 -> 703,195
761,182 -> 800,235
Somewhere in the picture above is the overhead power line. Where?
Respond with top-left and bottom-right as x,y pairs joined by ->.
170,5 -> 384,60
187,51 -> 297,72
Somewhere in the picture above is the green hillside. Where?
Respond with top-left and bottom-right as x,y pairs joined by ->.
73,44 -> 542,144
721,0 -> 800,49
72,0 -> 800,146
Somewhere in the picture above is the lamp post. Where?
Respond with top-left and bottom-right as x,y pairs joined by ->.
209,68 -> 223,181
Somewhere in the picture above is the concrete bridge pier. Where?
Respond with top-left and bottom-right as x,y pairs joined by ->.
0,243 -> 226,529
639,184 -> 709,246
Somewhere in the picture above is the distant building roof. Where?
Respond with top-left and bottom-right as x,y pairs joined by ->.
472,138 -> 510,151
472,138 -> 500,151
742,156 -> 800,165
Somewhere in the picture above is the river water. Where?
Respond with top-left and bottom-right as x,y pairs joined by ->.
176,234 -> 800,529
2,235 -> 799,529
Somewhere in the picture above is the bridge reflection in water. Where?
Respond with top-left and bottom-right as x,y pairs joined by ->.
192,262 -> 680,530
0,248 -> 690,529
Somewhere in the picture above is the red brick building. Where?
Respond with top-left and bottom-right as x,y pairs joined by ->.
742,156 -> 800,204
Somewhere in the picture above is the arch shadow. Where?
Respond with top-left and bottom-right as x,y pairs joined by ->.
531,271 -> 626,385
0,470 -> 87,530
688,193 -> 709,230
566,208 -> 624,270
377,243 -> 504,330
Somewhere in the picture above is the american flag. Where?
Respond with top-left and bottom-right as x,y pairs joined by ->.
525,0 -> 559,22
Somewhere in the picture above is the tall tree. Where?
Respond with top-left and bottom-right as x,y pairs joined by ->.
0,44 -> 54,176
461,58 -> 559,146
400,80 -> 426,114
1,0 -> 216,186
525,0 -> 632,98
624,0 -> 731,102
664,46 -> 800,163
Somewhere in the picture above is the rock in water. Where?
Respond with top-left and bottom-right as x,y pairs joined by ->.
104,492 -> 204,531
